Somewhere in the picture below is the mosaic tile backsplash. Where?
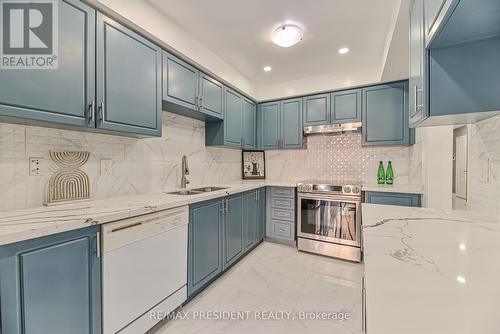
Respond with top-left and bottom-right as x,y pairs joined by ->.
0,112 -> 422,211
265,132 -> 423,186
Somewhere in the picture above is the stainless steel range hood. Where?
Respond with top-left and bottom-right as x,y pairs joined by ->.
303,122 -> 362,136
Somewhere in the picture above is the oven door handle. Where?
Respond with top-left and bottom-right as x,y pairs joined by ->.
298,193 -> 361,204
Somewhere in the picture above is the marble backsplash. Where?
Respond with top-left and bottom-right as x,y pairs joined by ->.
468,115 -> 500,219
0,112 -> 423,211
265,132 -> 423,187
0,112 -> 242,211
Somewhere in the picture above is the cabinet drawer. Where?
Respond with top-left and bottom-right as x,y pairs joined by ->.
270,197 -> 294,210
270,187 -> 295,198
364,191 -> 421,207
270,208 -> 294,222
272,221 -> 292,239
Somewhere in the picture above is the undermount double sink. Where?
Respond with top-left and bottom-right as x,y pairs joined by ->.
167,187 -> 228,196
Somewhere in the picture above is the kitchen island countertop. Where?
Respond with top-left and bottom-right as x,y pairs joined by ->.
362,204 -> 500,334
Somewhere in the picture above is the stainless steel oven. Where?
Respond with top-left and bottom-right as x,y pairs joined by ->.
297,182 -> 362,262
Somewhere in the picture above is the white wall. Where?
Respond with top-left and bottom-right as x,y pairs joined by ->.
418,126 -> 453,209
96,0 -> 258,98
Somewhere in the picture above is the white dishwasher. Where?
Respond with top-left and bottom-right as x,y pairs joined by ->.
102,206 -> 188,334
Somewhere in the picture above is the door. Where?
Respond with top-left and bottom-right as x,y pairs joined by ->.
259,102 -> 280,149
224,88 -> 243,147
244,190 -> 258,251
455,134 -> 468,199
242,99 -> 257,148
362,81 -> 410,146
303,94 -> 329,126
188,199 -> 223,296
199,73 -> 223,118
298,194 -> 361,247
224,194 -> 244,269
163,52 -> 199,111
0,227 -> 100,334
281,98 -> 303,149
0,0 -> 95,127
330,89 -> 361,123
96,14 -> 162,136
257,188 -> 266,241
409,0 -> 427,127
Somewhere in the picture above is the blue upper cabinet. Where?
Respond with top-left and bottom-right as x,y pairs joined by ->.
258,101 -> 281,149
303,94 -> 330,126
199,74 -> 224,118
0,0 -> 95,128
424,0 -> 448,43
96,14 -> 162,136
281,98 -> 303,149
223,88 -> 244,147
409,0 -> 427,127
0,226 -> 101,334
362,81 -> 411,146
162,52 -> 199,112
242,99 -> 257,149
330,89 -> 361,123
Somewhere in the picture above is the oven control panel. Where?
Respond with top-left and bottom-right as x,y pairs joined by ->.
297,183 -> 361,195
297,183 -> 313,192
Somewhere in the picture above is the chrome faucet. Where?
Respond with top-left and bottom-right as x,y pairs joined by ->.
181,155 -> 190,188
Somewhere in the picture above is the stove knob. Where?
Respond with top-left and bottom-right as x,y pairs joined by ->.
343,186 -> 351,193
352,186 -> 360,194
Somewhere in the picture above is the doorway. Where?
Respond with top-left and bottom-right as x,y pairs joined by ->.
452,126 -> 468,210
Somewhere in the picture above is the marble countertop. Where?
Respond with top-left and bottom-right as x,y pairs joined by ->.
362,204 -> 500,334
361,184 -> 424,194
0,180 -> 296,246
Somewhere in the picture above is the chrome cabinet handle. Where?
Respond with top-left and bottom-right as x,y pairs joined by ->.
220,200 -> 225,213
98,103 -> 105,122
88,100 -> 96,123
195,96 -> 199,109
225,198 -> 228,213
96,232 -> 101,258
413,85 -> 424,116
199,96 -> 203,111
240,137 -> 244,148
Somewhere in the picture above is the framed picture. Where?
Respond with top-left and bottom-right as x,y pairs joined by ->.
242,150 -> 266,179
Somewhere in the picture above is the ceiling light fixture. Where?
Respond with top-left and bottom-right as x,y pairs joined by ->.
272,24 -> 303,48
338,47 -> 350,55
263,66 -> 272,72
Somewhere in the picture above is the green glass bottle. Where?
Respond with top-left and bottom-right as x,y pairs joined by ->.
386,161 -> 394,185
377,161 -> 385,185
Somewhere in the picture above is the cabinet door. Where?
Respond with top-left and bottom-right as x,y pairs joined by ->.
330,89 -> 361,123
188,199 -> 223,297
409,0 -> 427,127
224,88 -> 243,147
257,188 -> 266,242
281,98 -> 303,149
242,99 -> 257,149
259,102 -> 280,149
362,81 -> 410,146
425,0 -> 448,39
199,73 -> 223,118
163,52 -> 199,111
303,94 -> 329,126
0,0 -> 95,127
223,194 -> 244,269
364,191 -> 421,207
96,14 -> 162,136
243,191 -> 258,251
0,227 -> 101,334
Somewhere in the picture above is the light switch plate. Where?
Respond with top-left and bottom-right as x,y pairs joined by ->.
29,158 -> 44,176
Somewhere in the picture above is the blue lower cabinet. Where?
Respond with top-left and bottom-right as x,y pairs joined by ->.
364,191 -> 422,207
243,189 -> 266,251
188,198 -> 223,297
223,194 -> 244,269
0,226 -> 101,334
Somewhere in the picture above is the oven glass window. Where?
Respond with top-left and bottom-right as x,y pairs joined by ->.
300,198 -> 358,243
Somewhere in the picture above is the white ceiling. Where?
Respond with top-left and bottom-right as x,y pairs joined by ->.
146,0 -> 406,90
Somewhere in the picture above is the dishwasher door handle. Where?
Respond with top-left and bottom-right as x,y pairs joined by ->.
111,222 -> 142,233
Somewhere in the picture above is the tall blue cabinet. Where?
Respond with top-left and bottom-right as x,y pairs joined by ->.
0,226 -> 101,334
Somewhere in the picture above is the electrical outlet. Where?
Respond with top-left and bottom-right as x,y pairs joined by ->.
100,159 -> 112,176
29,158 -> 44,176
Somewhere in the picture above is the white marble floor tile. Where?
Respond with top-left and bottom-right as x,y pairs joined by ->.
153,242 -> 363,334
